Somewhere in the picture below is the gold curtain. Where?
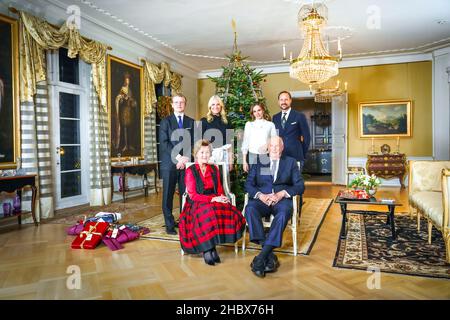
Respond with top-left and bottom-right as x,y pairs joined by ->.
142,59 -> 183,116
18,11 -> 108,109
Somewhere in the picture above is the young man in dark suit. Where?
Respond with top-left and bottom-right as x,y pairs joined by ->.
272,91 -> 311,170
245,136 -> 304,278
159,94 -> 195,235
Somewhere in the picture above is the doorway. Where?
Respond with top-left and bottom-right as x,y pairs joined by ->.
290,91 -> 348,185
49,48 -> 90,209
291,98 -> 332,184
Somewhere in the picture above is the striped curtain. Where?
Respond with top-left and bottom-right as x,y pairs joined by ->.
20,81 -> 54,220
89,78 -> 111,206
144,112 -> 158,162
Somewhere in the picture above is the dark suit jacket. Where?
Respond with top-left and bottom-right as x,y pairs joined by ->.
245,155 -> 304,198
159,113 -> 195,171
273,109 -> 310,162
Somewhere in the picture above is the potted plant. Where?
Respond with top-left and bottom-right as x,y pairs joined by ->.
349,173 -> 381,196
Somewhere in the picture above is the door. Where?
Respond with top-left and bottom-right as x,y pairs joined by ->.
331,93 -> 348,185
52,88 -> 89,209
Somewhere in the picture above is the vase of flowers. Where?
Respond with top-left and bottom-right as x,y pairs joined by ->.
349,173 -> 381,196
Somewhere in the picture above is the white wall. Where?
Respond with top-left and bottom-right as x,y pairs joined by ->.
432,46 -> 450,160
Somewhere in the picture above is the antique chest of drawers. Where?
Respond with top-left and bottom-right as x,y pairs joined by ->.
366,153 -> 407,188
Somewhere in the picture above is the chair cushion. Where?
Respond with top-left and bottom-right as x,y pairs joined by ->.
410,191 -> 443,227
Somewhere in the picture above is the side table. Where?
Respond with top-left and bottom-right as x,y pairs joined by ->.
0,174 -> 38,226
111,163 -> 158,203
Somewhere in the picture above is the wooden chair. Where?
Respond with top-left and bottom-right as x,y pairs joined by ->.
241,162 -> 303,256
180,162 -> 239,255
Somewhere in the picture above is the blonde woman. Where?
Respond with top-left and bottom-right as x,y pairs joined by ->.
242,103 -> 277,173
201,95 -> 233,170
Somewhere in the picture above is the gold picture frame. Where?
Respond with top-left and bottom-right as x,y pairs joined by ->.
359,100 -> 412,138
107,55 -> 144,161
0,14 -> 20,169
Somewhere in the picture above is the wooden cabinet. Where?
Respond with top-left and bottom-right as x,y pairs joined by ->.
366,153 -> 407,188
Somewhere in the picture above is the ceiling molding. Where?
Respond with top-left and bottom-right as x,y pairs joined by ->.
43,0 -> 200,78
198,52 -> 433,79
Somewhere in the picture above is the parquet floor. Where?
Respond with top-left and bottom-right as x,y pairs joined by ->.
0,185 -> 449,300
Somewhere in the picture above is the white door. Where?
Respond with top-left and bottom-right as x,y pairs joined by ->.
51,88 -> 89,209
331,93 -> 348,185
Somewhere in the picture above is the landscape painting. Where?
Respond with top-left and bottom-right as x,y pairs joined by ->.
359,100 -> 411,138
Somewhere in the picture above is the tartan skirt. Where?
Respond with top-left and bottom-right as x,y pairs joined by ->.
179,201 -> 246,254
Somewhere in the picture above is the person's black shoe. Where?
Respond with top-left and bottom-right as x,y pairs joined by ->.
211,248 -> 221,263
203,251 -> 215,266
265,253 -> 280,273
250,256 -> 266,278
165,227 -> 177,235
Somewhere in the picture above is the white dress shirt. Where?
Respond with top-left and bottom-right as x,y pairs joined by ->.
242,119 -> 277,155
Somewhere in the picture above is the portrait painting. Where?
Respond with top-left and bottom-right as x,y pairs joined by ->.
359,100 -> 412,138
107,55 -> 144,160
0,14 -> 20,169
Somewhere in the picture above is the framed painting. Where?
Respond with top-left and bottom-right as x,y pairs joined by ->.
359,100 -> 412,138
107,55 -> 144,160
0,14 -> 20,169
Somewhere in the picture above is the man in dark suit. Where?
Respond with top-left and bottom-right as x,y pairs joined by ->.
159,94 -> 195,235
245,136 -> 304,278
272,91 -> 310,170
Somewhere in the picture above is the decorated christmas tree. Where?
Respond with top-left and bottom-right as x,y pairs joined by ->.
208,23 -> 268,207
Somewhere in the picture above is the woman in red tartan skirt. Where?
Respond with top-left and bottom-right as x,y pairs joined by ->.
179,139 -> 246,265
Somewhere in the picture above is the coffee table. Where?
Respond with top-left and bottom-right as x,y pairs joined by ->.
334,191 -> 401,240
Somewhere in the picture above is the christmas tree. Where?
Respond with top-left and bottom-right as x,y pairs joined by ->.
208,26 -> 268,207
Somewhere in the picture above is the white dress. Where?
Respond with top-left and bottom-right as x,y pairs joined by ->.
241,119 -> 277,155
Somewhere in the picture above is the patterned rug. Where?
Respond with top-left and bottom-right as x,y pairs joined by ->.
45,202 -> 159,225
333,213 -> 450,279
137,198 -> 333,255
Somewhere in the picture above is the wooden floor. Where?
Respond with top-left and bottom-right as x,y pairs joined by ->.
0,185 -> 449,300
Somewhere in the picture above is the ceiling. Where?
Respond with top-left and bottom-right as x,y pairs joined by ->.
35,0 -> 450,72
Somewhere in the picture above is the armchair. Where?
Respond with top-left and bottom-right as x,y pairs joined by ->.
180,162 -> 240,254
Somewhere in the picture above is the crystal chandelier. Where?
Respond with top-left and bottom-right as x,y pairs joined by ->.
314,80 -> 347,103
289,3 -> 341,86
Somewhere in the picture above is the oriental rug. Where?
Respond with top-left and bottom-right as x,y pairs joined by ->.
137,197 -> 333,255
333,213 -> 450,279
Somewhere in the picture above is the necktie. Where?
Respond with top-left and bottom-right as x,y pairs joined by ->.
271,160 -> 277,180
281,112 -> 287,129
177,115 -> 183,129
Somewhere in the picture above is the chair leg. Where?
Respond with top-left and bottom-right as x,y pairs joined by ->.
445,232 -> 450,264
417,210 -> 421,232
427,220 -> 433,244
242,225 -> 247,252
409,205 -> 415,219
180,248 -> 185,255
234,242 -> 238,254
293,227 -> 298,256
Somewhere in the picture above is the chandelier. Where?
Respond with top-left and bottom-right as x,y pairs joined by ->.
289,3 -> 341,86
314,80 -> 347,103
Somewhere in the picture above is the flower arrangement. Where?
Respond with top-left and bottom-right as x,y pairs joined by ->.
349,173 -> 381,192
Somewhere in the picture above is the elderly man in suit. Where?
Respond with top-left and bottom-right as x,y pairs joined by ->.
245,136 -> 304,278
159,94 -> 195,235
272,91 -> 310,171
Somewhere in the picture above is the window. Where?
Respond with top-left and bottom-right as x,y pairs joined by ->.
59,47 -> 79,85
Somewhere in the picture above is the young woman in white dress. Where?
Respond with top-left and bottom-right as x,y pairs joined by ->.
242,103 -> 277,173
